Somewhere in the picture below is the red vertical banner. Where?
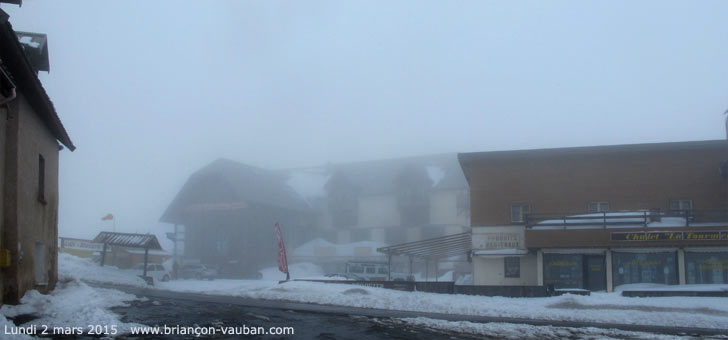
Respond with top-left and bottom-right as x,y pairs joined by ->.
274,223 -> 290,280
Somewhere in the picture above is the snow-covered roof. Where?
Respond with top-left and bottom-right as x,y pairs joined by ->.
529,211 -> 728,230
285,169 -> 330,201
93,232 -> 163,250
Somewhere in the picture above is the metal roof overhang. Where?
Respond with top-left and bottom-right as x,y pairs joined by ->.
377,232 -> 471,260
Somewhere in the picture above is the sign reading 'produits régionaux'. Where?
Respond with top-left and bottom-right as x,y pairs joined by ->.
610,231 -> 728,242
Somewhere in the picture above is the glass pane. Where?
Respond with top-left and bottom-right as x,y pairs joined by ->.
685,252 -> 727,284
588,203 -> 597,213
612,252 -> 678,288
544,254 -> 583,289
511,205 -> 521,222
599,202 -> 609,212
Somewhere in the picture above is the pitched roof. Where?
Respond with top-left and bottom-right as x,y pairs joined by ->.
0,9 -> 74,150
93,232 -> 162,250
160,158 -> 310,224
284,153 -> 468,199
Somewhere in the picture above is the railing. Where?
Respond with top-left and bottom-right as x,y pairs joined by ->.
524,210 -> 728,229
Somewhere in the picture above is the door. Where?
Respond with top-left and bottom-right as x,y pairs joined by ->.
585,255 -> 606,291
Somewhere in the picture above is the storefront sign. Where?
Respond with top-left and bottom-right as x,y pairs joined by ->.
611,231 -> 727,242
482,233 -> 523,249
60,238 -> 104,251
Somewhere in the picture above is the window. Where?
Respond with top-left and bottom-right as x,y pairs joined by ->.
504,257 -> 520,278
588,201 -> 609,213
669,200 -> 692,213
38,154 -> 46,203
510,204 -> 530,223
365,266 -> 376,274
34,242 -> 46,285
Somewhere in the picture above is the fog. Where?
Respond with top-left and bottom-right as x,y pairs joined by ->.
3,0 -> 727,248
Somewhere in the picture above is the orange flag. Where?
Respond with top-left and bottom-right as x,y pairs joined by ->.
101,213 -> 114,221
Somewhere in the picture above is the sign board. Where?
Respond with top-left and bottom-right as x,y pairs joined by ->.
59,238 -> 104,251
473,226 -> 526,250
611,231 -> 727,242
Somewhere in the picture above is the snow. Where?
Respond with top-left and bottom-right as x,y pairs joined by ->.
426,166 -> 445,187
58,252 -> 148,287
151,279 -> 728,330
0,279 -> 143,336
286,170 -> 329,200
615,283 -> 728,292
259,262 -> 324,281
473,249 -> 529,256
398,317 -> 698,340
19,253 -> 728,335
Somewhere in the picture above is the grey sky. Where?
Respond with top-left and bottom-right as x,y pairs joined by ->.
3,0 -> 727,246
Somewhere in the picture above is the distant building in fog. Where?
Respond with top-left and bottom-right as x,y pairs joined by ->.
0,8 -> 75,305
160,154 -> 470,276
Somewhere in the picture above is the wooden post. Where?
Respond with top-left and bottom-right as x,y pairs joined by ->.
143,246 -> 149,277
100,242 -> 107,267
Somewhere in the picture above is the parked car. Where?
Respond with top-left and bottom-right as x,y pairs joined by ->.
129,263 -> 171,283
344,261 -> 407,281
177,263 -> 218,280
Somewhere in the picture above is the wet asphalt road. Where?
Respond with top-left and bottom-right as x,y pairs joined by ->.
111,296 -> 479,340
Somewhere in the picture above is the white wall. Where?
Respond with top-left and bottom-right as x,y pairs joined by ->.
473,254 -> 538,285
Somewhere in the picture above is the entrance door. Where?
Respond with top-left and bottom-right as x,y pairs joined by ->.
585,255 -> 606,291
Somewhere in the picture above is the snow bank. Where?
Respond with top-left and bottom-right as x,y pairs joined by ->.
58,252 -> 147,287
230,282 -> 728,330
399,317 -> 694,340
0,280 -> 143,336
259,262 -> 324,281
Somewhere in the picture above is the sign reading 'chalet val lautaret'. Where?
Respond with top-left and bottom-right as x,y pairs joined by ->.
610,231 -> 727,242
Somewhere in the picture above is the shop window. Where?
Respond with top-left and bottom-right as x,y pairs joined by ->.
685,252 -> 727,284
587,201 -> 609,213
511,204 -> 530,223
669,200 -> 692,213
543,254 -> 584,289
612,252 -> 678,288
504,257 -> 520,278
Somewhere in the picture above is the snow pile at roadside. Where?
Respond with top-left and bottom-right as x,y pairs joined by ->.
0,279 -> 143,335
398,317 -> 696,340
233,281 -> 728,330
259,262 -> 324,281
58,252 -> 147,287
615,283 -> 728,292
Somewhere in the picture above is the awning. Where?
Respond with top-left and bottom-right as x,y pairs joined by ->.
377,232 -> 471,260
473,248 -> 529,256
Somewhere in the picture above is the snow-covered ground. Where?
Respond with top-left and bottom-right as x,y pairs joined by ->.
4,253 -> 728,339
396,317 -> 714,340
0,279 -> 142,338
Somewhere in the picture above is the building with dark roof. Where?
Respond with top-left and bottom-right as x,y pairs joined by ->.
160,159 -> 312,277
0,7 -> 74,304
460,140 -> 728,291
